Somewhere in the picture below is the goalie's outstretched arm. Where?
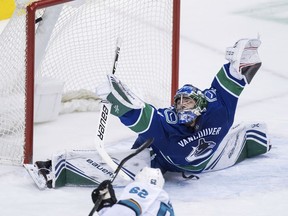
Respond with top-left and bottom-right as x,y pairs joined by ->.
96,74 -> 160,136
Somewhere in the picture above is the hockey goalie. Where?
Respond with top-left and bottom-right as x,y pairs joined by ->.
26,38 -> 271,189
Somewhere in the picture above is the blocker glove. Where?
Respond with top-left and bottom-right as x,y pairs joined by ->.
91,180 -> 117,211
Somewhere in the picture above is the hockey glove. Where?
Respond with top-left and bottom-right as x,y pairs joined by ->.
91,180 -> 117,211
106,74 -> 145,117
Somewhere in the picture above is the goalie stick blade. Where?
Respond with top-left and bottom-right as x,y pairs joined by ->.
24,164 -> 47,190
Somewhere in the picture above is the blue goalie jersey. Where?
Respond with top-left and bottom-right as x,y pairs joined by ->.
119,63 -> 247,174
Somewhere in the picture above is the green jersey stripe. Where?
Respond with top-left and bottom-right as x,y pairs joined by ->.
129,104 -> 154,133
216,67 -> 244,97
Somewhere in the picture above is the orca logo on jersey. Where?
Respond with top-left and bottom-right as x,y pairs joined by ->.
185,138 -> 216,162
97,104 -> 109,140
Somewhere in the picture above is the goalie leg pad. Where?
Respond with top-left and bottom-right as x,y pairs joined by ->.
204,122 -> 270,172
244,122 -> 271,158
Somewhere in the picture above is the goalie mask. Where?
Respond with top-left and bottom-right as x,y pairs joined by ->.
174,84 -> 207,125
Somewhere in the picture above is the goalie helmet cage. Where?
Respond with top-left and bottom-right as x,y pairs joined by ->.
0,0 -> 180,165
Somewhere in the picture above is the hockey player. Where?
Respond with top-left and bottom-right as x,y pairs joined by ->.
96,38 -> 271,176
91,167 -> 174,216
28,38 -> 271,189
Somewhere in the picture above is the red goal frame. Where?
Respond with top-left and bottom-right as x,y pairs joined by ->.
24,0 -> 180,164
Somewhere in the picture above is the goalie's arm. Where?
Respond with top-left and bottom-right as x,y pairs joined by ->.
98,74 -> 161,135
119,104 -> 156,134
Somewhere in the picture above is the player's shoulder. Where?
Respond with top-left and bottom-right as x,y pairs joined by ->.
203,88 -> 217,103
155,106 -> 178,121
203,87 -> 232,113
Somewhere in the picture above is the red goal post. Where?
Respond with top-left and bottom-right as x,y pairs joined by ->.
0,0 -> 180,165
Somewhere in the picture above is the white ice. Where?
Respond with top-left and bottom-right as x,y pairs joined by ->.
1,0 -> 288,215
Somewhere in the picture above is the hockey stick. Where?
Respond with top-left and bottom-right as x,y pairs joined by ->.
94,37 -> 134,181
88,138 -> 153,216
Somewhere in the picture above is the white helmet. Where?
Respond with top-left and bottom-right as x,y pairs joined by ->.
135,167 -> 165,189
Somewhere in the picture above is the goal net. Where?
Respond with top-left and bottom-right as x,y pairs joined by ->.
0,0 -> 180,165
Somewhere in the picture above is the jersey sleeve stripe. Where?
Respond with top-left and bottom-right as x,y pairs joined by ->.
128,104 -> 154,133
215,65 -> 245,97
117,199 -> 142,216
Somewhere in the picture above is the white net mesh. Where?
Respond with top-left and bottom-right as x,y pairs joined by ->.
0,0 -> 177,165
0,5 -> 27,164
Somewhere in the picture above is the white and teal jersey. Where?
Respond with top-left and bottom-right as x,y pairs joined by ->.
99,181 -> 174,216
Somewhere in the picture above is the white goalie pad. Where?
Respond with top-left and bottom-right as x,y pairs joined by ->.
49,148 -> 150,188
204,122 -> 270,172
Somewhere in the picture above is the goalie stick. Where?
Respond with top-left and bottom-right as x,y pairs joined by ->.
88,138 -> 153,216
94,37 -> 134,181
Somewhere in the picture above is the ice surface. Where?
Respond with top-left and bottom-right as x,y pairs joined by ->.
1,0 -> 288,215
